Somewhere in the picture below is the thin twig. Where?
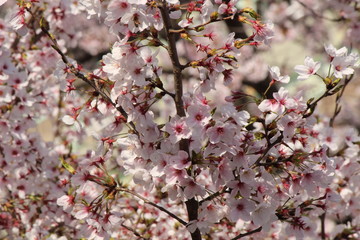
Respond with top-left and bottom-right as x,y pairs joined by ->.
304,80 -> 346,118
329,75 -> 353,127
116,187 -> 187,226
295,0 -> 343,22
169,15 -> 234,33
121,223 -> 150,240
231,226 -> 262,240
251,135 -> 283,167
199,188 -> 228,205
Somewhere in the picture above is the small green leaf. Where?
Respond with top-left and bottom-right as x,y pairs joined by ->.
210,107 -> 217,116
60,157 -> 76,174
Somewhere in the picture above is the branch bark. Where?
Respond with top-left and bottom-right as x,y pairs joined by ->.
159,2 -> 201,240
121,223 -> 150,240
320,212 -> 326,240
117,187 -> 187,226
231,226 -> 262,240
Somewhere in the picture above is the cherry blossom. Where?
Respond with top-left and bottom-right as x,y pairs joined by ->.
165,116 -> 191,143
228,198 -> 256,222
258,87 -> 297,124
268,66 -> 290,84
294,56 -> 321,81
252,20 -> 275,45
331,53 -> 359,78
1,1 -> 360,240
325,44 -> 348,61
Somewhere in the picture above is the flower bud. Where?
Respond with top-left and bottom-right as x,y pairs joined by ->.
195,26 -> 205,32
190,61 -> 199,67
242,7 -> 260,20
210,11 -> 218,21
238,15 -> 248,23
180,33 -> 191,41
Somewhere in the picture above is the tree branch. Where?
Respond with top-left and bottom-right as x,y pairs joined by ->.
159,2 -> 185,117
320,212 -> 326,240
116,187 -> 187,226
121,222 -> 150,240
159,2 -> 201,240
231,226 -> 262,240
199,188 -> 228,205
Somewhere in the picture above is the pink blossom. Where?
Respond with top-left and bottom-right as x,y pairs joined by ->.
252,203 -> 276,226
164,166 -> 187,185
227,180 -> 252,198
258,87 -> 296,118
252,21 -> 274,45
198,202 -> 225,224
165,116 -> 191,143
73,204 -> 92,220
228,198 -> 256,222
9,7 -> 28,36
268,66 -> 290,83
331,53 -> 358,78
57,194 -> 75,212
294,57 -> 321,81
186,104 -> 211,127
180,178 -> 206,199
277,113 -> 304,139
206,123 -> 234,144
170,150 -> 191,169
324,44 -> 347,61
106,0 -> 131,22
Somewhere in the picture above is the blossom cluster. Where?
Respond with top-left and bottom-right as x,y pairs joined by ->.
0,1 -> 359,240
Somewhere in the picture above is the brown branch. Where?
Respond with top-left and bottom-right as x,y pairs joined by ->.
231,226 -> 262,240
251,135 -> 283,168
116,187 -> 187,226
159,2 -> 185,117
159,2 -> 201,240
320,212 -> 326,240
121,223 -> 150,240
199,188 -> 228,205
169,15 -> 234,33
304,77 -> 346,119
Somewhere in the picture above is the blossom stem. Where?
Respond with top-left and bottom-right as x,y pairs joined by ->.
263,80 -> 274,98
252,135 -> 283,167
